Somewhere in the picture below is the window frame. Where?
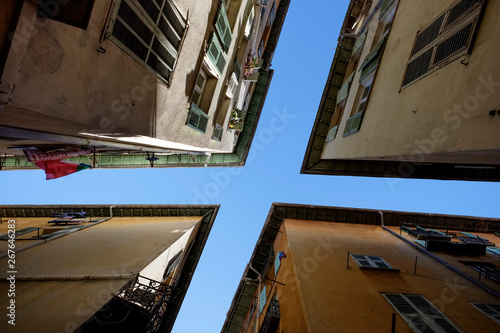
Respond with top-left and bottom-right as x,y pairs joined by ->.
105,0 -> 187,85
192,70 -> 208,107
384,293 -> 463,333
186,102 -> 210,133
163,250 -> 183,283
215,3 -> 233,52
342,74 -> 374,137
401,0 -> 486,89
351,254 -> 397,271
212,124 -> 224,141
471,303 -> 500,324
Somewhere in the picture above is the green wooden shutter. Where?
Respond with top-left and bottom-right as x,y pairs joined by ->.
325,126 -> 338,142
379,0 -> 396,19
337,72 -> 355,104
352,30 -> 367,55
259,286 -> 267,313
215,3 -> 232,52
359,37 -> 387,82
274,255 -> 281,275
187,103 -> 209,133
207,33 -> 227,75
343,111 -> 364,137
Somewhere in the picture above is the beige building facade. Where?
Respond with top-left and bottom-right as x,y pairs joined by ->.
302,0 -> 500,181
0,0 -> 290,169
0,204 -> 218,332
223,203 -> 500,332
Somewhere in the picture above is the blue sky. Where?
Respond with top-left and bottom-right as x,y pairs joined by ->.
1,1 -> 500,332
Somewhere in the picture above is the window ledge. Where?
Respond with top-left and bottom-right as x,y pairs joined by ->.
359,266 -> 400,272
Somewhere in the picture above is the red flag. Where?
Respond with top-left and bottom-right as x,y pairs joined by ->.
34,160 -> 91,180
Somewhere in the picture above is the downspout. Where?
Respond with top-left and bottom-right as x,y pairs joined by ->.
379,211 -> 500,300
248,264 -> 262,329
109,205 -> 115,218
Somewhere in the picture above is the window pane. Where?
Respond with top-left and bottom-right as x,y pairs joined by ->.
411,14 -> 445,56
403,48 -> 433,86
433,21 -> 473,65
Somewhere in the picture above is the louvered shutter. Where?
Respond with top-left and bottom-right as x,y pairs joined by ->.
215,4 -> 233,51
207,33 -> 227,75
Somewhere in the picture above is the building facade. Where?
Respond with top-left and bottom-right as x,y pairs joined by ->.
223,203 -> 500,332
302,0 -> 500,181
0,0 -> 290,170
0,204 -> 218,332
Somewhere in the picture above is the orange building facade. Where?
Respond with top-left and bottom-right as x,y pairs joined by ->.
223,203 -> 500,332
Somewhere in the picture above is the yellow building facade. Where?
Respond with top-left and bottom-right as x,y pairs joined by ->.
223,203 -> 500,332
302,0 -> 500,181
0,204 -> 218,333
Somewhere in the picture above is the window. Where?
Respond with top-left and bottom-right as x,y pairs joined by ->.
258,40 -> 265,59
260,286 -> 267,314
402,0 -> 485,87
207,32 -> 228,76
38,0 -> 95,29
192,70 -> 208,107
106,0 -> 187,83
487,247 -> 500,258
215,3 -> 233,52
186,103 -> 209,133
471,303 -> 500,324
268,2 -> 277,26
244,6 -> 255,38
326,105 -> 344,142
260,0 -> 269,20
163,251 -> 183,282
460,261 -> 500,283
384,293 -> 463,333
212,124 -> 223,141
226,72 -> 238,99
343,75 -> 373,137
351,254 -> 394,269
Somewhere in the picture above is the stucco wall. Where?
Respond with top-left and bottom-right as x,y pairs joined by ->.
281,219 -> 500,332
323,0 -> 500,163
0,215 -> 203,332
0,0 -> 269,153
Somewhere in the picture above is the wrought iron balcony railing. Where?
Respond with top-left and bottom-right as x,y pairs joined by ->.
259,298 -> 280,333
114,274 -> 178,333
115,275 -> 175,313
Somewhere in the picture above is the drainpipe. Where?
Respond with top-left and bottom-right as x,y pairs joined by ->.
248,264 -> 262,328
379,211 -> 500,300
109,205 -> 115,218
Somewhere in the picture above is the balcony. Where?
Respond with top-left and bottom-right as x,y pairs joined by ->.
259,299 -> 280,333
115,275 -> 175,312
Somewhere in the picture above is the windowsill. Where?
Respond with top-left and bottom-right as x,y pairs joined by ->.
359,266 -> 400,272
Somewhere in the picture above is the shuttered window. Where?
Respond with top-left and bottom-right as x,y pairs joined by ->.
359,37 -> 387,83
343,77 -> 372,137
384,293 -> 463,333
215,3 -> 233,52
325,126 -> 338,142
471,303 -> 500,324
403,0 -> 485,87
212,124 -> 224,141
186,103 -> 209,133
260,286 -> 267,314
351,254 -> 392,269
106,0 -> 186,84
207,32 -> 228,76
192,70 -> 207,107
